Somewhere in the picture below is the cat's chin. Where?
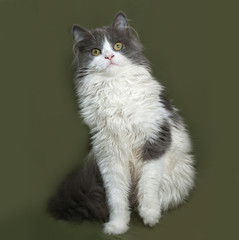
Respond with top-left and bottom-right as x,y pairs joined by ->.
102,64 -> 121,76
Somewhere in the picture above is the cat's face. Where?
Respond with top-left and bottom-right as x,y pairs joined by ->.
72,12 -> 148,76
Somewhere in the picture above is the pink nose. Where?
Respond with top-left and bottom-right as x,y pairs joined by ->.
105,54 -> 114,60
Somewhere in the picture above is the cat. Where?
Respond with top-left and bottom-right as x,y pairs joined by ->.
48,12 -> 195,235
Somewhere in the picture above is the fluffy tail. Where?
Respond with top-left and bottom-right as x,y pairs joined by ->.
47,157 -> 109,222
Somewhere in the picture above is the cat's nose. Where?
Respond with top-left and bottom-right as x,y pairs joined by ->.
105,54 -> 115,60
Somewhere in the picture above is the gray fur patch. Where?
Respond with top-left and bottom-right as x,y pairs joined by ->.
159,94 -> 181,125
142,121 -> 172,161
72,13 -> 149,78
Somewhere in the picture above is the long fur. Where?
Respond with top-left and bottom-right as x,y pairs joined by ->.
48,12 -> 195,235
47,154 -> 109,222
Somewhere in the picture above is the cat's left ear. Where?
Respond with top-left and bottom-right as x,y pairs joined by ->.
72,24 -> 91,42
112,12 -> 129,32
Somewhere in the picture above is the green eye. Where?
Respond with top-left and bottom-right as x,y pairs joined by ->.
91,48 -> 101,56
114,42 -> 123,51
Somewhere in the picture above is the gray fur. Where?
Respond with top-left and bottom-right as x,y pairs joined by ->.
142,121 -> 172,161
159,94 -> 181,126
112,12 -> 129,31
72,11 -> 149,81
48,12 -> 194,232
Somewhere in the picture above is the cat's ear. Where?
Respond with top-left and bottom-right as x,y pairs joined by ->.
72,25 -> 91,42
112,12 -> 129,32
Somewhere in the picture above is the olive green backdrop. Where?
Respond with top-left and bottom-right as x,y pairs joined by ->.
0,0 -> 238,240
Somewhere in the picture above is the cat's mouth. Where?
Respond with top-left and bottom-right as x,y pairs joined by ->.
103,61 -> 120,74
107,61 -> 117,68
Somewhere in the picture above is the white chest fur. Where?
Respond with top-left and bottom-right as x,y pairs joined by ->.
77,65 -> 168,148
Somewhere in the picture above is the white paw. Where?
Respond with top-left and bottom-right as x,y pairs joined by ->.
139,207 -> 161,227
103,221 -> 129,235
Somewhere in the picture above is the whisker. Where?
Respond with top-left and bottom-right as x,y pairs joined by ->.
127,26 -> 139,39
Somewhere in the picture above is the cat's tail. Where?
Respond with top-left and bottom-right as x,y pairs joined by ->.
47,153 -> 109,223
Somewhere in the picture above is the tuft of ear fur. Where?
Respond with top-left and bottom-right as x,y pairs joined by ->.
112,11 -> 129,32
72,24 -> 91,42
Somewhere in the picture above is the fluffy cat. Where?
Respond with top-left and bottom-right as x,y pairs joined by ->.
48,12 -> 195,235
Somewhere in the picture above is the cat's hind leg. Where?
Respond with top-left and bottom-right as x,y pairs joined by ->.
159,151 -> 195,211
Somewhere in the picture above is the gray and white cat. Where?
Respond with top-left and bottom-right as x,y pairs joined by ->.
48,12 -> 195,235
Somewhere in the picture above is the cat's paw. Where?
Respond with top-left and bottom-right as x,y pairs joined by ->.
103,221 -> 129,235
139,207 -> 161,227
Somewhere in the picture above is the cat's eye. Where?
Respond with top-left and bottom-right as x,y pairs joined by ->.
91,48 -> 101,56
114,42 -> 123,51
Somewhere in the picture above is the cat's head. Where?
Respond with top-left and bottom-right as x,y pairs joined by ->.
72,12 -> 148,77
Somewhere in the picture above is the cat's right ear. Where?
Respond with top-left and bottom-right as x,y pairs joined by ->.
72,25 -> 90,42
112,12 -> 129,32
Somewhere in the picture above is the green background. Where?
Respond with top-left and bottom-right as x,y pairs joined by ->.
0,0 -> 238,239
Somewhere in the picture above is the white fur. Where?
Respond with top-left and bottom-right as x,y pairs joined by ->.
138,158 -> 165,227
76,39 -> 195,235
88,38 -> 132,75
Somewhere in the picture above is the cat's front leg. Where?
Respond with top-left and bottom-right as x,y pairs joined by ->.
137,158 -> 165,227
98,156 -> 131,235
